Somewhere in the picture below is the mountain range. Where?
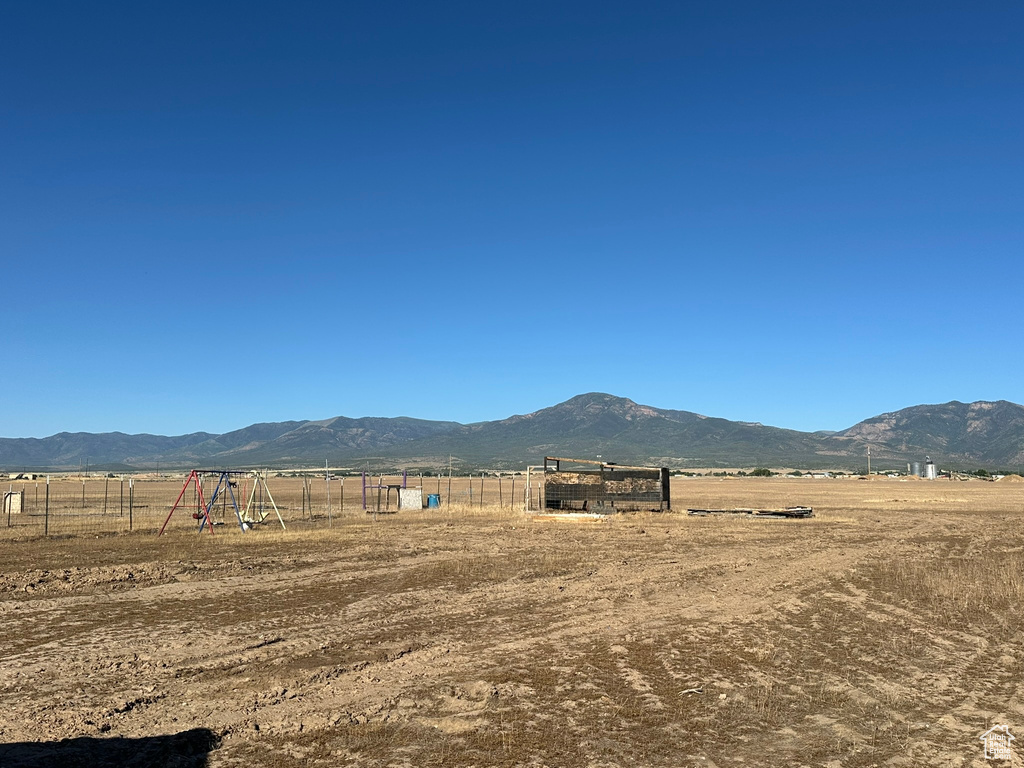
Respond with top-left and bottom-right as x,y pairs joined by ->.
3,394 -> 1024,472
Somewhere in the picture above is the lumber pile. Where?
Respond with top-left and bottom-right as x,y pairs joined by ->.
687,506 -> 814,519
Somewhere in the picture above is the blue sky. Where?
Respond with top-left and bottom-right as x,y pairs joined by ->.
3,2 -> 1022,437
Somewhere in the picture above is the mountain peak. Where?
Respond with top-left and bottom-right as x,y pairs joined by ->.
835,399 -> 1024,466
559,392 -> 635,407
545,393 -> 665,420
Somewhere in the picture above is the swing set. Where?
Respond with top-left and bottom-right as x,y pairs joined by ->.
158,469 -> 286,535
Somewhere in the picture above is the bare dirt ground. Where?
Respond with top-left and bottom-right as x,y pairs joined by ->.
1,477 -> 1022,767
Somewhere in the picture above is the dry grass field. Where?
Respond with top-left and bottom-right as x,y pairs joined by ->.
0,474 -> 536,537
1,476 -> 1022,767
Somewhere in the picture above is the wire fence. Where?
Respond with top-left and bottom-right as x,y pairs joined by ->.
0,473 -> 546,538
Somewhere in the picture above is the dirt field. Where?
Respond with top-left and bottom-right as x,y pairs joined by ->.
1,477 -> 1022,767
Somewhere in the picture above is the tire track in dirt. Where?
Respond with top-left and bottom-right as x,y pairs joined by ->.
2,519 -> 870,746
4,503 -> 992,766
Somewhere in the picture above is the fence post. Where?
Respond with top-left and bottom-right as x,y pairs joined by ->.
326,463 -> 332,529
45,475 -> 50,536
129,478 -> 134,532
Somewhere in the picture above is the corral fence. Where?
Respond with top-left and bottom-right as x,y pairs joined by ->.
540,456 -> 671,512
0,472 -> 549,538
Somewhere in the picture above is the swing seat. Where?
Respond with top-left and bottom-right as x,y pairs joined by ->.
192,513 -> 202,520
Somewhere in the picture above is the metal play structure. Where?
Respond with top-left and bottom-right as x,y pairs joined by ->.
159,470 -> 285,535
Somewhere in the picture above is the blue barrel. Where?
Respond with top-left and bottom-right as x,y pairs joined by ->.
426,494 -> 441,508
